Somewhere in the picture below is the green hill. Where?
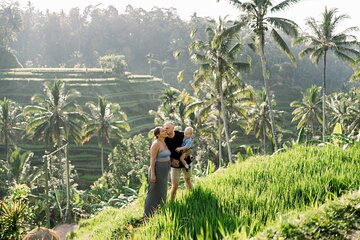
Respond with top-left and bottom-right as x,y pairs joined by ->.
68,143 -> 360,239
254,190 -> 360,240
0,68 -> 167,188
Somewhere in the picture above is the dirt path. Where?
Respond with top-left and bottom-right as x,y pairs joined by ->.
54,224 -> 78,240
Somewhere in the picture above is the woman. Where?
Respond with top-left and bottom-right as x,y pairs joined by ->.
143,127 -> 171,217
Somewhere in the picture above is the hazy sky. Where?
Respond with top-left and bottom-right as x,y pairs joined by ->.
19,0 -> 360,34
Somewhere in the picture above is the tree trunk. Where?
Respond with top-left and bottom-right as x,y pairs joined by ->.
322,52 -> 327,142
101,147 -> 104,175
220,85 -> 233,163
65,144 -> 71,223
5,133 -> 8,162
57,133 -> 63,184
263,125 -> 266,154
217,61 -> 232,164
311,121 -> 314,139
218,118 -> 222,168
259,39 -> 278,152
43,153 -> 50,228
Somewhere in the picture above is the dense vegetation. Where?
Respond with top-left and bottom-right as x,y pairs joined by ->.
0,68 -> 165,187
0,0 -> 359,239
255,191 -> 360,239
68,143 -> 360,239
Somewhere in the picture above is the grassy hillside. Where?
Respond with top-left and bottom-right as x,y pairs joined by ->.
254,190 -> 360,240
0,68 -> 167,187
69,143 -> 360,239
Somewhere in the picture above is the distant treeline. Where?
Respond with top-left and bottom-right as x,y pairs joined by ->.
4,2 -> 354,90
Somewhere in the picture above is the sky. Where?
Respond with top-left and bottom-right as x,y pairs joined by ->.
18,0 -> 360,35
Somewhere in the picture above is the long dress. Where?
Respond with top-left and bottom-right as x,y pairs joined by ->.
143,149 -> 171,217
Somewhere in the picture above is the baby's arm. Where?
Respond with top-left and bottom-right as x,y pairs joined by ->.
175,146 -> 188,152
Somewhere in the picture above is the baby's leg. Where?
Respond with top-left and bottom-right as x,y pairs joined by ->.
180,153 -> 189,170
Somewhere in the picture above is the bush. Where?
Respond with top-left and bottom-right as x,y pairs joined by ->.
108,134 -> 150,189
98,54 -> 128,75
0,184 -> 34,240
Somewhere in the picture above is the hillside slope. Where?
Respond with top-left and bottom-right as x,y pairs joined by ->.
0,68 -> 167,187
254,190 -> 360,240
69,144 -> 360,239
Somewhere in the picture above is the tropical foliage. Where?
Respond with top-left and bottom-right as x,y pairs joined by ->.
190,17 -> 250,163
0,1 -> 360,238
297,7 -> 360,141
291,85 -> 322,137
0,98 -> 24,161
246,89 -> 282,153
219,0 -> 301,151
83,96 -> 130,174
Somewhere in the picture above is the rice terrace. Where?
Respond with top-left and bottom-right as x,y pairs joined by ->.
0,0 -> 359,239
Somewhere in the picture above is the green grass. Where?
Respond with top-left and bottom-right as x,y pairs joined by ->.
68,203 -> 144,240
69,144 -> 360,239
254,191 -> 360,240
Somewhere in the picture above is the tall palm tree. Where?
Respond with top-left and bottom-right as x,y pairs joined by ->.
24,81 -> 84,147
219,0 -> 301,151
290,85 -> 322,137
246,90 -> 281,153
187,82 -> 253,166
83,96 -> 130,174
0,98 -> 23,162
190,17 -> 250,163
24,80 -> 84,223
297,7 -> 360,142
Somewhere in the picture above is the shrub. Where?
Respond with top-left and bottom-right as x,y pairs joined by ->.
98,54 -> 128,75
0,184 -> 34,240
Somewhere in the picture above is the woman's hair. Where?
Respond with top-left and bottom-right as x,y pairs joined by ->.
153,127 -> 162,139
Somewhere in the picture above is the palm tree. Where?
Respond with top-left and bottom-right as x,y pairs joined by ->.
159,88 -> 180,115
24,80 -> 84,223
0,2 -> 23,47
187,82 -> 253,166
3,149 -> 41,188
297,7 -> 360,142
246,90 -> 281,153
290,85 -> 322,137
83,96 -> 130,174
186,84 -> 224,166
219,0 -> 301,151
190,17 -> 250,163
24,81 -> 84,147
0,98 -> 23,162
328,89 -> 360,135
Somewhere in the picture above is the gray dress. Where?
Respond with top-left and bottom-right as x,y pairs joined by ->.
143,149 -> 171,217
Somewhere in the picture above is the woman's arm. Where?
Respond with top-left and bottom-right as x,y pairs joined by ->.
149,142 -> 158,183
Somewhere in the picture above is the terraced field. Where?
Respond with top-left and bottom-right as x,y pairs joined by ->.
0,68 -> 167,187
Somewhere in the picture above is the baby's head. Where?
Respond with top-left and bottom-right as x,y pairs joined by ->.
184,127 -> 193,138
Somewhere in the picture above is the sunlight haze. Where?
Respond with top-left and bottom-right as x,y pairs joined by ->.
20,0 -> 360,34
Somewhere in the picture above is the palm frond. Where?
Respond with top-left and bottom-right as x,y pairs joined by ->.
333,50 -> 356,65
267,17 -> 298,37
309,47 -> 325,64
23,105 -> 48,115
271,0 -> 302,13
305,17 -> 322,39
271,29 -> 296,63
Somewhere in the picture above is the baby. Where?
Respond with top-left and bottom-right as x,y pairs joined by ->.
175,127 -> 193,171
